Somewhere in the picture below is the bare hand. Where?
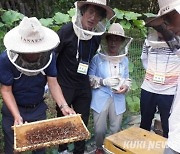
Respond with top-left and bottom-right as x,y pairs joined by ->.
114,85 -> 128,94
14,115 -> 23,125
61,105 -> 76,116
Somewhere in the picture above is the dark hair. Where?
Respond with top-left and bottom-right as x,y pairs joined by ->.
80,4 -> 107,19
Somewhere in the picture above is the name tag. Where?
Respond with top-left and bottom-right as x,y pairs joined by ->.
77,61 -> 89,75
153,73 -> 165,84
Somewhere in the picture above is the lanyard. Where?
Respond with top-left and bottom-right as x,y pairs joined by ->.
76,39 -> 93,63
155,52 -> 170,74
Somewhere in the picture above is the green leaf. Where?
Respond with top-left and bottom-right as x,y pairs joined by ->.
51,25 -> 61,32
132,96 -> 140,112
120,20 -> 131,29
126,96 -> 134,112
0,22 -> 4,28
1,10 -> 24,25
124,11 -> 141,20
140,28 -> 148,38
0,30 -> 6,39
129,61 -> 134,73
0,8 -> 6,13
68,8 -> 75,18
131,80 -> 138,91
134,103 -> 140,112
113,8 -> 124,19
132,20 -> 145,28
40,18 -> 54,27
126,96 -> 133,104
132,96 -> 140,103
143,13 -> 157,18
126,96 -> 140,113
53,12 -> 70,25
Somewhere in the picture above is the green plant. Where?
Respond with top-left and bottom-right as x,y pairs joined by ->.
126,40 -> 145,114
0,9 -> 24,52
0,7 -> 149,152
113,8 -> 147,37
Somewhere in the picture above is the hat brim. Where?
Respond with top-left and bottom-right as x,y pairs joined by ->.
145,7 -> 180,27
4,26 -> 60,53
103,32 -> 132,43
76,1 -> 115,20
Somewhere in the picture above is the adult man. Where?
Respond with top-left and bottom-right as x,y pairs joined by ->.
0,17 -> 75,154
145,0 -> 180,153
54,0 -> 115,153
140,0 -> 180,138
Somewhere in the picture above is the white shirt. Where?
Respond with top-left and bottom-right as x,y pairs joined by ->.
167,76 -> 180,152
141,40 -> 180,95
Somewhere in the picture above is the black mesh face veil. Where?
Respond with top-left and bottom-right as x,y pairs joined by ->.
100,35 -> 131,57
72,2 -> 112,40
7,50 -> 52,76
15,51 -> 51,70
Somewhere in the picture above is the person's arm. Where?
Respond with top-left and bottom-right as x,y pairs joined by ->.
47,76 -> 75,115
141,40 -> 149,70
0,85 -> 23,125
88,55 -> 102,88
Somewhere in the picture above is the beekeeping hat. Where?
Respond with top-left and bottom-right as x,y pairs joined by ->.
99,23 -> 133,62
146,0 -> 180,26
72,0 -> 115,40
4,17 -> 60,76
76,0 -> 115,20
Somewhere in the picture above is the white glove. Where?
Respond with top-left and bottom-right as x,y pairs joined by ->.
102,77 -> 120,87
111,78 -> 125,91
89,75 -> 101,89
112,78 -> 131,92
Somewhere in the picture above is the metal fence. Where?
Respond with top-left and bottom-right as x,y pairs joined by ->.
128,38 -> 145,97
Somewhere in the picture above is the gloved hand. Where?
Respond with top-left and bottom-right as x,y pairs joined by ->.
111,78 -> 125,91
101,77 -> 120,87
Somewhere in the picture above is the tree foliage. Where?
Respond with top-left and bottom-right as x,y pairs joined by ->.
109,0 -> 159,14
0,0 -> 159,18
